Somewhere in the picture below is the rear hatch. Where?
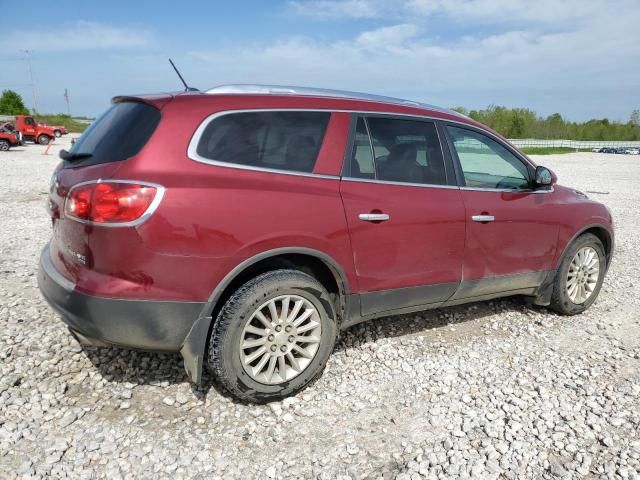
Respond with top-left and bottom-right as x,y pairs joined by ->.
47,98 -> 167,284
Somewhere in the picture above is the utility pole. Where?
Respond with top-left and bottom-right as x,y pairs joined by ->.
64,89 -> 71,116
22,49 -> 40,114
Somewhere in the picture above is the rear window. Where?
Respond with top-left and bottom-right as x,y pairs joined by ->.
195,111 -> 330,173
65,102 -> 161,168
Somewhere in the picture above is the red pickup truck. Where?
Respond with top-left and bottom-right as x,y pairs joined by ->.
39,123 -> 68,137
14,115 -> 56,145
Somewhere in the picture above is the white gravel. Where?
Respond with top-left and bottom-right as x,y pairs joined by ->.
1,141 -> 639,479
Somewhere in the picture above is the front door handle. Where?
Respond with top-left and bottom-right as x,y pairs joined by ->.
359,213 -> 390,222
471,214 -> 495,223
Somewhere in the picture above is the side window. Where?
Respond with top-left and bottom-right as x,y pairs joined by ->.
350,118 -> 375,179
366,117 -> 447,185
196,111 -> 330,173
25,117 -> 34,125
447,126 -> 531,189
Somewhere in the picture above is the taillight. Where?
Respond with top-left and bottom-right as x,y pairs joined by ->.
65,181 -> 163,225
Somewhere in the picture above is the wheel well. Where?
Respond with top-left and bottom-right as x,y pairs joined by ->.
209,253 -> 346,327
582,226 -> 613,264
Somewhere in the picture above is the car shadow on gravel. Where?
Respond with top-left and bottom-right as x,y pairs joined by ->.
334,296 -> 547,353
78,296 -> 546,403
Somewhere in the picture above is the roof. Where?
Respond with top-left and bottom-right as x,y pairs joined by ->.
205,84 -> 467,118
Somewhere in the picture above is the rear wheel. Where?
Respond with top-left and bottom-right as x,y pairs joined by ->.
38,135 -> 51,145
550,233 -> 606,315
207,269 -> 337,403
0,140 -> 9,151
54,130 -> 62,138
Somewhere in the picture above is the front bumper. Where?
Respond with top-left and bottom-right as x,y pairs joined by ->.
37,244 -> 205,352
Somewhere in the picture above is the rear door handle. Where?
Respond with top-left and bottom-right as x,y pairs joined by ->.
471,215 -> 495,223
359,213 -> 390,222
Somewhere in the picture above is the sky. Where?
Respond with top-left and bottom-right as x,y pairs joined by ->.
1,0 -> 639,121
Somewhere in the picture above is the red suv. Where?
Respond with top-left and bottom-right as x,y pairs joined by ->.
38,85 -> 614,402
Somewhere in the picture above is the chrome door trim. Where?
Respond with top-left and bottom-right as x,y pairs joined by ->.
471,215 -> 495,222
186,108 -> 540,180
460,186 -> 555,194
341,176 -> 460,190
358,213 -> 390,222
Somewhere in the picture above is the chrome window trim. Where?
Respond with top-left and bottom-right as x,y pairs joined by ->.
64,179 -> 166,228
187,108 -> 539,182
187,109 -> 339,180
460,186 -> 554,194
341,176 -> 460,190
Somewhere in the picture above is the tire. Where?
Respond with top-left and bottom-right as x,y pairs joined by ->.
207,269 -> 338,403
54,130 -> 61,138
549,233 -> 607,315
38,135 -> 50,145
0,140 -> 9,151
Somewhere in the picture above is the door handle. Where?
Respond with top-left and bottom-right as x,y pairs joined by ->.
471,214 -> 495,223
359,213 -> 390,222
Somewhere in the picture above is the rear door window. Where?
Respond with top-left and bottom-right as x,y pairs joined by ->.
350,116 -> 447,186
66,102 -> 161,168
195,111 -> 330,173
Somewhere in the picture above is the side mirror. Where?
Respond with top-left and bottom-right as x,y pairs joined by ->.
535,166 -> 556,187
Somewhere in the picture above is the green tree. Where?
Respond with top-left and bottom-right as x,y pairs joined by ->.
631,110 -> 640,126
0,90 -> 28,115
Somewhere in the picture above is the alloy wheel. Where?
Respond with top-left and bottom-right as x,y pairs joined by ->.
566,246 -> 600,304
240,294 -> 322,384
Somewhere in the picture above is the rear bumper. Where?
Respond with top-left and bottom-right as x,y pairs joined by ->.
38,243 -> 205,352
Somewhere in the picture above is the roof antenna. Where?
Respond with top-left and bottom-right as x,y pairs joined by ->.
169,58 -> 198,92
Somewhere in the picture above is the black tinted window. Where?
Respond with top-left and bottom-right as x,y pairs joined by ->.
196,111 -> 330,173
365,117 -> 446,185
67,102 -> 161,168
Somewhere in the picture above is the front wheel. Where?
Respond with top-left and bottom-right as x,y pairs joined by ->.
207,269 -> 337,403
550,233 -> 607,315
38,135 -> 51,145
0,140 -> 9,151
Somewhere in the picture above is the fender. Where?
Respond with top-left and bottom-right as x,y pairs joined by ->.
555,221 -> 614,270
179,247 -> 350,383
535,221 -> 614,306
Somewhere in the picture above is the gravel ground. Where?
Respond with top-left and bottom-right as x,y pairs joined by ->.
1,140 -> 639,479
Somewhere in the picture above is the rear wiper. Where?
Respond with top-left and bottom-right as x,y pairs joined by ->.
60,149 -> 92,162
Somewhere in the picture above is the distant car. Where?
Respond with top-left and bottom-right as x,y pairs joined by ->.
626,147 -> 639,155
591,147 -> 603,153
616,147 -> 629,154
600,147 -> 617,154
0,130 -> 21,151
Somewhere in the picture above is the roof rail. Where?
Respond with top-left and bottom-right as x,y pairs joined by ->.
205,84 -> 464,117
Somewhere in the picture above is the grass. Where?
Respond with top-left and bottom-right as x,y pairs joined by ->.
34,114 -> 88,133
520,147 -> 591,155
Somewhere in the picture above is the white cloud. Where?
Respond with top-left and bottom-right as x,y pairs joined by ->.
186,1 -> 640,119
291,0 -> 629,25
355,24 -> 420,50
5,21 -> 153,52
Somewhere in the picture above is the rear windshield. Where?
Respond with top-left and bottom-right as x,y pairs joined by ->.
65,101 -> 161,168
195,111 -> 330,173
